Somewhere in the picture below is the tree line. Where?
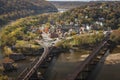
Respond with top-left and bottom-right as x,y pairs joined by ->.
0,0 -> 58,27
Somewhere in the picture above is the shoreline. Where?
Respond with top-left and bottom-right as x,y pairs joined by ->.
96,45 -> 120,80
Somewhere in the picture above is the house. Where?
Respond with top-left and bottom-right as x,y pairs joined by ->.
80,27 -> 85,34
49,32 -> 58,38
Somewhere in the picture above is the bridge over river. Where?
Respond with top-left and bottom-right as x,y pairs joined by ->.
17,32 -> 111,80
17,40 -> 53,80
65,32 -> 111,80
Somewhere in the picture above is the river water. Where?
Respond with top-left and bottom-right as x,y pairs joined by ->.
43,51 -> 89,80
1,45 -> 119,80
58,8 -> 68,13
0,48 -> 89,80
1,46 -> 118,80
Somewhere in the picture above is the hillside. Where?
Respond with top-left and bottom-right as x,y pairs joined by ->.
57,1 -> 120,29
0,0 -> 58,27
50,1 -> 88,9
1,2 -> 120,55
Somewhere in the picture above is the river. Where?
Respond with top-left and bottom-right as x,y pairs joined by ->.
43,50 -> 89,80
58,8 -> 68,13
0,48 -> 89,79
1,46 -> 119,80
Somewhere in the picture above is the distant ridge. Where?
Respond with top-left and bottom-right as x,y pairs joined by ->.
0,0 -> 58,27
50,1 -> 88,9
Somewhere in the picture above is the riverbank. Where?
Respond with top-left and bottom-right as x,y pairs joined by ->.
96,45 -> 120,80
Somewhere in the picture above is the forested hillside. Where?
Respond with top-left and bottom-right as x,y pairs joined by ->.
0,0 -> 58,27
1,2 -> 120,55
50,1 -> 88,9
58,1 -> 120,29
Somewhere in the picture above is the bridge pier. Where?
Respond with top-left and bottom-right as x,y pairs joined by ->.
39,54 -> 54,69
29,47 -> 58,80
29,72 -> 39,80
29,70 -> 44,80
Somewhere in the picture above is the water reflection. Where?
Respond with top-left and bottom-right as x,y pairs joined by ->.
44,51 -> 89,80
0,48 -> 89,79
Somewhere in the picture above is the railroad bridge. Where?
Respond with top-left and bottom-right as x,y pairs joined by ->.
65,32 -> 113,80
17,32 -> 112,80
17,46 -> 54,80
